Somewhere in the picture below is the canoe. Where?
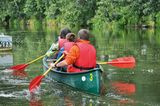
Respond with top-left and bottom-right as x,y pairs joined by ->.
43,56 -> 103,95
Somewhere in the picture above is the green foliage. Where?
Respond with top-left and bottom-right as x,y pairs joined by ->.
45,0 -> 97,27
92,0 -> 160,28
0,0 -> 160,28
24,0 -> 47,19
44,0 -> 61,19
0,0 -> 26,20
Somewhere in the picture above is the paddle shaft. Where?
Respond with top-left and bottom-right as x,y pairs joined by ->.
27,54 -> 46,65
43,54 -> 64,76
27,50 -> 57,65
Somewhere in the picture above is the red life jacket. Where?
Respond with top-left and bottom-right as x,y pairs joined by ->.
67,42 -> 96,72
63,42 -> 75,52
58,38 -> 67,49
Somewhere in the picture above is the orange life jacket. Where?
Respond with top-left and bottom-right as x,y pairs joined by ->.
67,42 -> 96,72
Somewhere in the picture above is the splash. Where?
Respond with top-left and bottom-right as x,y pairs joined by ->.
23,89 -> 43,106
30,86 -> 41,94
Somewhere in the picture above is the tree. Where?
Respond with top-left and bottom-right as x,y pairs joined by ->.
24,0 -> 46,19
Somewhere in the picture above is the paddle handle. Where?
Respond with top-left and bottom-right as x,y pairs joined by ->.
43,54 -> 64,76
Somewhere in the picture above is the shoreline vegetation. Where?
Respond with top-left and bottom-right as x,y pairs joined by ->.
0,1 -> 160,29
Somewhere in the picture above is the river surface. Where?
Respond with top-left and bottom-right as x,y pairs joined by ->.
0,26 -> 160,106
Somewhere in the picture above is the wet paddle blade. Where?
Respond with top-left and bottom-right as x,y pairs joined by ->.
9,64 -> 29,71
29,75 -> 44,92
107,56 -> 135,68
108,62 -> 135,68
98,57 -> 136,69
29,54 -> 64,93
109,56 -> 135,63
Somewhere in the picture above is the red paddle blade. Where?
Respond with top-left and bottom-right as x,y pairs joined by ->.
109,63 -> 135,68
107,57 -> 136,69
29,75 -> 44,93
9,64 -> 29,71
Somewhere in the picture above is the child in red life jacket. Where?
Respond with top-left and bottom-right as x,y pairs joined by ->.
46,28 -> 71,57
63,33 -> 77,53
58,28 -> 71,49
56,33 -> 77,59
56,33 -> 76,72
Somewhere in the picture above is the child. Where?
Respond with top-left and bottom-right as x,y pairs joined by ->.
56,33 -> 76,59
46,28 -> 71,57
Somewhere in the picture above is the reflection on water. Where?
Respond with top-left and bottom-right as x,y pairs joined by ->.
29,99 -> 43,106
0,26 -> 160,106
12,70 -> 28,77
0,53 -> 13,69
111,81 -> 136,95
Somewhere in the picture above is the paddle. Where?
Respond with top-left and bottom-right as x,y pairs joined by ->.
29,54 -> 64,93
9,50 -> 57,71
9,54 -> 46,71
97,56 -> 135,68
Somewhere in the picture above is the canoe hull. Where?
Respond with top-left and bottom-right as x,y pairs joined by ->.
43,57 -> 103,95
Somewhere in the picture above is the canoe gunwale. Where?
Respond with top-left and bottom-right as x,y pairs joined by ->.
43,56 -> 102,75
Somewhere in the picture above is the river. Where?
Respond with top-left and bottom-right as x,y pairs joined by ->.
0,25 -> 160,106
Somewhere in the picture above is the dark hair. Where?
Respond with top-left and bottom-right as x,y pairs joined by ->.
59,28 -> 71,39
78,29 -> 90,40
66,33 -> 76,42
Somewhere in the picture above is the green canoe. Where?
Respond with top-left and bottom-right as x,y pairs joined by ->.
43,56 -> 103,95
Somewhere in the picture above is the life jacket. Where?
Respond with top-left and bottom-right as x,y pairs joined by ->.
67,42 -> 96,72
58,38 -> 67,49
63,42 -> 75,52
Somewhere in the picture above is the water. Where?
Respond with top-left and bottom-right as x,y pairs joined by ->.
0,26 -> 160,106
